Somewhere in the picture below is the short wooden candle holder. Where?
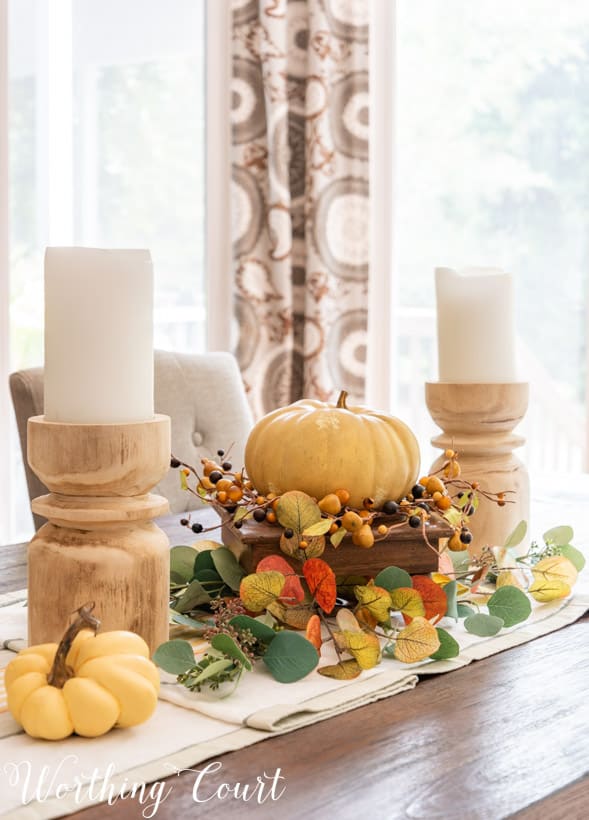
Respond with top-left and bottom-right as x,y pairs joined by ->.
425,382 -> 530,554
26,415 -> 171,652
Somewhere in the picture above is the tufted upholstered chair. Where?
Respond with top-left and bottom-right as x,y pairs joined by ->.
9,350 -> 253,529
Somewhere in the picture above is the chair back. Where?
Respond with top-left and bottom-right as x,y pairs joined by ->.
9,350 -> 253,528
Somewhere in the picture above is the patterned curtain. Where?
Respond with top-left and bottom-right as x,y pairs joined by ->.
231,0 -> 369,419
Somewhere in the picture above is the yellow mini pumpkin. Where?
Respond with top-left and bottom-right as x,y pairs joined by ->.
5,605 -> 159,740
245,390 -> 420,509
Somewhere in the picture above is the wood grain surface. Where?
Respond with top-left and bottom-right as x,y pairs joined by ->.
3,503 -> 588,820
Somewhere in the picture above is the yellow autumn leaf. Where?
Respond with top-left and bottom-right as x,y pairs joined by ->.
394,616 -> 440,664
529,578 -> 571,602
334,630 -> 381,669
532,555 -> 578,588
496,570 -> 524,590
318,660 -> 362,680
431,572 -> 452,585
353,584 -> 392,624
239,571 -> 285,612
389,587 -> 425,621
431,573 -> 469,595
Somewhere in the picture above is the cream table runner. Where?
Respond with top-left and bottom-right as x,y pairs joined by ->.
0,582 -> 587,819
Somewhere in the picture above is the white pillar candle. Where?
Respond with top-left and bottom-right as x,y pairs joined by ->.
435,266 -> 516,383
44,247 -> 154,423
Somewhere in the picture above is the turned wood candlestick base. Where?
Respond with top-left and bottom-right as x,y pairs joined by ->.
425,383 -> 529,555
27,415 -> 171,652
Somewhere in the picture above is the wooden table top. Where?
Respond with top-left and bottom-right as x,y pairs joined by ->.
3,482 -> 589,820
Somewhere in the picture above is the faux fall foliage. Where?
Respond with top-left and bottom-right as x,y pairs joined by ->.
157,516 -> 584,691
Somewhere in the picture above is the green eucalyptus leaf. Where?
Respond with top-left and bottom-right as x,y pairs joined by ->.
450,550 -> 471,574
190,658 -> 235,685
559,544 -> 586,572
543,525 -> 574,547
153,639 -> 196,674
457,603 -> 476,619
430,627 -> 460,660
174,578 -> 211,612
443,580 -> 458,620
504,520 -> 527,549
170,546 -> 198,583
464,613 -> 504,636
194,568 -> 223,584
194,550 -> 216,575
170,571 -> 188,586
210,634 -> 253,671
229,614 -> 277,644
487,586 -> 531,628
211,547 -> 247,591
263,631 -> 319,683
169,611 -> 209,632
374,566 -> 412,591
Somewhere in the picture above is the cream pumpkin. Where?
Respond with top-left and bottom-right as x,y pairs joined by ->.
5,605 -> 159,740
244,390 -> 420,509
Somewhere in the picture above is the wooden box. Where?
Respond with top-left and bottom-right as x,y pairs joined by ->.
222,514 -> 454,577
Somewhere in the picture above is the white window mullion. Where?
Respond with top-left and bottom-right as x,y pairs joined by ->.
366,0 -> 395,412
36,0 -> 74,246
205,0 -> 232,353
0,0 -> 11,543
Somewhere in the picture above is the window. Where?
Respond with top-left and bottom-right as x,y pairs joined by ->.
6,0 -> 207,541
393,0 -> 589,474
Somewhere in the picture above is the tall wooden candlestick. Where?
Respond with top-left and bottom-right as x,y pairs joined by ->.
425,382 -> 529,554
27,415 -> 171,652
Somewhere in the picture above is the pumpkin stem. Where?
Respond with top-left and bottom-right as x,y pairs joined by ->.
47,602 -> 101,688
336,390 -> 349,410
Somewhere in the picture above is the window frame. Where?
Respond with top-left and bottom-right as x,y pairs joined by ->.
0,0 -> 232,544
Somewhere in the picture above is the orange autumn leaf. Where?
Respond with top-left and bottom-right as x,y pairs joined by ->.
412,576 -> 447,623
389,587 -> 426,624
303,557 -> 337,614
356,606 -> 379,630
305,614 -> 322,652
394,616 -> 440,663
256,555 -> 305,605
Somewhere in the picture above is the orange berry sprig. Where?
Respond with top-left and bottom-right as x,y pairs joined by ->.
171,449 -> 495,555
170,449 -> 286,533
